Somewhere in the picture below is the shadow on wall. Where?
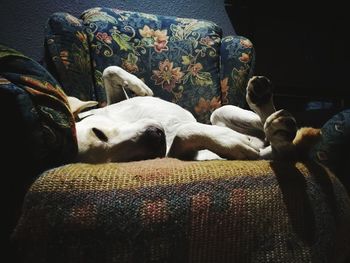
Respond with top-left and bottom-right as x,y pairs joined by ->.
0,0 -> 235,61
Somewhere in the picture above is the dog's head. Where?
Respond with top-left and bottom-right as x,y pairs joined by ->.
68,96 -> 166,163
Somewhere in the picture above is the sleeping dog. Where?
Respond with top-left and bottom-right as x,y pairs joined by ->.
68,66 -> 320,163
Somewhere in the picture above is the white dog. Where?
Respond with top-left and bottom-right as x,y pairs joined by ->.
67,66 -> 320,163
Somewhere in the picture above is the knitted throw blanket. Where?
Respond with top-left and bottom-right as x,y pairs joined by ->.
13,158 -> 350,262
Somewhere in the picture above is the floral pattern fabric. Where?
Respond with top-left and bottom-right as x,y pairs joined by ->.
82,7 -> 223,123
45,13 -> 96,101
220,36 -> 255,108
0,44 -> 77,173
44,8 -> 255,123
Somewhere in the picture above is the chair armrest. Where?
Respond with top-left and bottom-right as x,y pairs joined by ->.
45,12 -> 95,101
310,109 -> 350,192
220,35 -> 255,108
0,44 -> 77,173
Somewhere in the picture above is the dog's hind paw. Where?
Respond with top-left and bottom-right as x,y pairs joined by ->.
264,109 -> 297,157
246,76 -> 273,109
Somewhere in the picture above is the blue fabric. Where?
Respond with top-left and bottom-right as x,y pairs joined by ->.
45,13 -> 95,101
310,109 -> 350,190
0,44 -> 77,172
220,36 -> 255,108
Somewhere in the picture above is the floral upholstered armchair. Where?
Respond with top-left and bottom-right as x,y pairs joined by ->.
3,7 -> 350,263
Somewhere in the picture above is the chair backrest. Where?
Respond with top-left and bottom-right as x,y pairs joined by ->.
45,7 -> 237,123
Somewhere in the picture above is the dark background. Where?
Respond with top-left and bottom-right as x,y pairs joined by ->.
225,0 -> 349,121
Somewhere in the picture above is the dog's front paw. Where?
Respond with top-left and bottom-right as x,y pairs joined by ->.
264,109 -> 297,155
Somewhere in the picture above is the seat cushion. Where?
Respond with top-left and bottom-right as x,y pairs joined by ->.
13,158 -> 350,262
81,7 -> 223,123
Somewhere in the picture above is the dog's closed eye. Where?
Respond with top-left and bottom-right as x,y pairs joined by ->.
92,128 -> 109,142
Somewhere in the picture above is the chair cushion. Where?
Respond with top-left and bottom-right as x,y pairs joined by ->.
81,7 -> 223,123
13,158 -> 350,262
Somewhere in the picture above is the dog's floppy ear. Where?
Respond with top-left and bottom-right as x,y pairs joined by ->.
67,96 -> 98,117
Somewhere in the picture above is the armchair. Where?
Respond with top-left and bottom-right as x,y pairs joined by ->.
3,7 -> 349,263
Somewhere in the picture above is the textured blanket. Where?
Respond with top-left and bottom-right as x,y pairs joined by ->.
13,158 -> 350,263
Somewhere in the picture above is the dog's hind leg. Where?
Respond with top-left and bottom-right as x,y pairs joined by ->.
167,122 -> 262,160
102,66 -> 153,105
246,76 -> 298,159
245,76 -> 276,125
211,105 -> 265,140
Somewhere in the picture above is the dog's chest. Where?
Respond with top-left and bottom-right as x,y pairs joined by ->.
106,97 -> 196,125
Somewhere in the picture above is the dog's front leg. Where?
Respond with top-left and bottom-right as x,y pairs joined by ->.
168,122 -> 261,160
